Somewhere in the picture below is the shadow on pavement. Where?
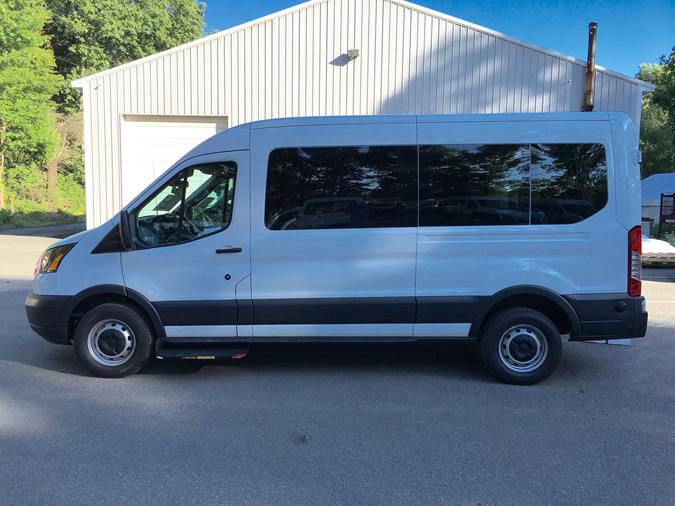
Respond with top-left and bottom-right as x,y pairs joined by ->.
643,266 -> 675,282
0,221 -> 85,239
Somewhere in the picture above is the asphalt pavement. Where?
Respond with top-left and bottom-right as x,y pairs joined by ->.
0,221 -> 85,239
0,234 -> 673,505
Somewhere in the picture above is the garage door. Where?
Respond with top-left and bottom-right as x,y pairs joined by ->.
121,115 -> 228,205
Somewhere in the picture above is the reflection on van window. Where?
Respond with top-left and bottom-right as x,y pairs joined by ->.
419,144 -> 530,226
136,162 -> 237,247
265,146 -> 417,230
530,144 -> 607,224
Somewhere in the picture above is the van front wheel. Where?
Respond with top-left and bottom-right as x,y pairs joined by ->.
480,307 -> 562,385
73,303 -> 153,378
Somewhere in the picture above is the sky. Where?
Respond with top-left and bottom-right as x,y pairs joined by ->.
203,0 -> 674,77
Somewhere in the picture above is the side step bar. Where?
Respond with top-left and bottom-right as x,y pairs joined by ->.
155,338 -> 248,360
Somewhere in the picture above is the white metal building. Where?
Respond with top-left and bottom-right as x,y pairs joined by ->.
73,0 -> 655,228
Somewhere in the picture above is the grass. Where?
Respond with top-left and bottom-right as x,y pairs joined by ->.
0,209 -> 84,229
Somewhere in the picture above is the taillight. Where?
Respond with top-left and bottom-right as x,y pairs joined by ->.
628,226 -> 641,297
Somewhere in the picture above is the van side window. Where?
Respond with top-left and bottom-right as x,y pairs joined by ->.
135,162 -> 237,247
419,144 -> 530,226
419,143 -> 608,227
531,144 -> 608,224
265,146 -> 417,230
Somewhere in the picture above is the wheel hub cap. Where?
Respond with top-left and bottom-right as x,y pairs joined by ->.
87,319 -> 136,367
498,325 -> 548,373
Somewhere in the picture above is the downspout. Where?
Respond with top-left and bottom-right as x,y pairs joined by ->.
582,22 -> 598,112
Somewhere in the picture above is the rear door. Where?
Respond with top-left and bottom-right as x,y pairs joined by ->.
247,121 -> 418,339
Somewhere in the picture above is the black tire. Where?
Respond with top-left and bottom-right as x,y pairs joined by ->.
73,302 -> 154,378
479,307 -> 562,385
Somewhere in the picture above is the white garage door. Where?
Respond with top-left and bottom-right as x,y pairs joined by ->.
121,115 -> 228,205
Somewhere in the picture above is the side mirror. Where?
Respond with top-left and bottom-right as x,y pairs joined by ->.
119,210 -> 134,251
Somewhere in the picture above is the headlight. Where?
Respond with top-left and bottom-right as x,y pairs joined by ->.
34,244 -> 76,276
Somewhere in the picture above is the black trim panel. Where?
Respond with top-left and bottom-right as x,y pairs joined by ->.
252,297 -> 415,325
469,285 -> 582,337
416,296 -> 485,323
565,294 -> 647,340
28,323 -> 70,344
58,285 -> 166,339
91,225 -> 123,254
25,294 -> 70,327
153,300 -> 238,326
29,287 -> 646,346
25,294 -> 71,344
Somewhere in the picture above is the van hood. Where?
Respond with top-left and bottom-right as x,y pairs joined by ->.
49,229 -> 88,248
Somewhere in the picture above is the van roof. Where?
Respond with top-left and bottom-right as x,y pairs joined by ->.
249,112 -> 620,130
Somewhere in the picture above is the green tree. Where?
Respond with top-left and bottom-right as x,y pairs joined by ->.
47,0 -> 205,112
637,49 -> 675,178
0,0 -> 61,210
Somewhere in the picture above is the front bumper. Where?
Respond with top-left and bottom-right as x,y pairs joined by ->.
565,295 -> 648,341
25,293 -> 71,344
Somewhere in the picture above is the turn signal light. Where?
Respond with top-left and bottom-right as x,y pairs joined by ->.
34,244 -> 75,276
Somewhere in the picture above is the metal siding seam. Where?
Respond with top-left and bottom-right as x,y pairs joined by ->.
266,20 -> 273,118
319,3 -> 327,116
151,58 -> 158,114
299,8 -> 307,117
82,86 -> 94,228
449,22 -> 458,114
110,74 -> 120,214
202,41 -> 210,115
286,14 -> 294,118
100,79 -> 109,222
251,24 -> 259,121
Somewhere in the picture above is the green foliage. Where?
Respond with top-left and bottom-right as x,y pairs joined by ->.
662,231 -> 675,247
0,1 -> 204,227
637,49 -> 675,178
0,208 -> 83,228
639,50 -> 675,127
0,0 -> 61,209
47,0 -> 205,112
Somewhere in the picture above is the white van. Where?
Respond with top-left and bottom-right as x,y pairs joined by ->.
25,113 -> 648,384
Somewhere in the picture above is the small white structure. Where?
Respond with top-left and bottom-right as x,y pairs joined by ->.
641,173 -> 675,222
73,0 -> 655,228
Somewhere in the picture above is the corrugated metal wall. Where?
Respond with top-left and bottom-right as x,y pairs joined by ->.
77,0 -> 647,227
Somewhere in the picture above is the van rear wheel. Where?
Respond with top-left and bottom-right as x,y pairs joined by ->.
74,303 -> 153,378
479,307 -> 562,385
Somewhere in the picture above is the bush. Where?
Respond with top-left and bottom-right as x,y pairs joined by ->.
663,231 -> 675,247
0,208 -> 82,228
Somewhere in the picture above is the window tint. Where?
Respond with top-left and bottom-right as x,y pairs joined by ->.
419,144 -> 530,226
265,146 -> 417,230
530,144 -> 608,224
136,162 -> 236,247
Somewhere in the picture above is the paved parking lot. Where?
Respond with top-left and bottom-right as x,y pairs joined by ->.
0,234 -> 673,505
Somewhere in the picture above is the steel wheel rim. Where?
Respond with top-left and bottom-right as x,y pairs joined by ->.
87,319 -> 136,367
498,324 -> 548,373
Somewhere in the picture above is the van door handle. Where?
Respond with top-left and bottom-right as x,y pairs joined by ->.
215,247 -> 242,254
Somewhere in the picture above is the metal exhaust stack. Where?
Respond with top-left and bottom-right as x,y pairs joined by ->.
582,22 -> 598,112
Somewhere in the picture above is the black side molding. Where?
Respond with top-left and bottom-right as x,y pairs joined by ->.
59,284 -> 166,339
469,285 -> 581,338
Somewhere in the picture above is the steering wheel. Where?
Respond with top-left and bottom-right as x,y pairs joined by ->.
137,219 -> 161,246
189,206 -> 214,228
